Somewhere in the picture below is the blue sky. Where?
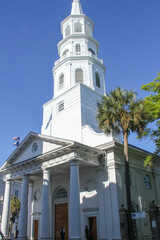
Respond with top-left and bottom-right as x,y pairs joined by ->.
0,0 -> 160,166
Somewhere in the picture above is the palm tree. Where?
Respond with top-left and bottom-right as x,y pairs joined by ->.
10,196 -> 21,221
9,195 -> 21,236
97,87 -> 149,240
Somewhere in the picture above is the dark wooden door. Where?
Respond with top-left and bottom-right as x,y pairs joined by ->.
88,217 -> 97,240
55,203 -> 68,240
34,220 -> 38,240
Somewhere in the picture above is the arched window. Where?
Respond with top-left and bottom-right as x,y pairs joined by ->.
62,49 -> 69,57
88,48 -> 95,55
65,25 -> 70,36
74,22 -> 82,33
95,73 -> 100,88
59,74 -> 64,90
75,44 -> 81,53
75,69 -> 83,83
144,175 -> 151,189
55,188 -> 68,199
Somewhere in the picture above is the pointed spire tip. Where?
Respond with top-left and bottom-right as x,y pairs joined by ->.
71,0 -> 83,15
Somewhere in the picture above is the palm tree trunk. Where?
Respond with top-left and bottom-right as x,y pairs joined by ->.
123,132 -> 133,240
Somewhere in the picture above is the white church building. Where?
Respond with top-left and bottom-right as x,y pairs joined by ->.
1,1 -> 160,240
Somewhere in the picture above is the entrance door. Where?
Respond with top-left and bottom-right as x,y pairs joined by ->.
55,203 -> 68,240
88,217 -> 97,240
34,220 -> 39,240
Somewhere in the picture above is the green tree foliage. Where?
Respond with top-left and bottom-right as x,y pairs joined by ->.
97,87 -> 149,159
141,73 -> 160,167
97,87 -> 149,240
10,196 -> 21,220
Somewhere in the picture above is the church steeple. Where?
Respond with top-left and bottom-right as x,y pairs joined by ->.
41,0 -> 108,145
52,0 -> 106,99
71,0 -> 83,15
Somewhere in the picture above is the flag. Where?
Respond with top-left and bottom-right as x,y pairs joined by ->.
13,137 -> 20,141
45,113 -> 52,129
13,142 -> 19,146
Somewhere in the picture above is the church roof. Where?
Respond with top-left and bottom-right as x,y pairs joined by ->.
0,131 -> 104,173
71,0 -> 83,15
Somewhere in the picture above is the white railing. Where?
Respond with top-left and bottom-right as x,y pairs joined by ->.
54,51 -> 103,65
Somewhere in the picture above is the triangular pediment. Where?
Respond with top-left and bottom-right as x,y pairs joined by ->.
0,132 -> 74,170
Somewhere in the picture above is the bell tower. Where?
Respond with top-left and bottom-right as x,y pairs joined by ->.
41,0 -> 115,146
53,0 -> 106,98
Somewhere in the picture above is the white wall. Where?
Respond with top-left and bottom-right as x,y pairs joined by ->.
14,139 -> 43,164
42,84 -> 82,142
42,84 -> 115,147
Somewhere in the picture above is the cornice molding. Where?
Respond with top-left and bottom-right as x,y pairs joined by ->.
53,54 -> 105,73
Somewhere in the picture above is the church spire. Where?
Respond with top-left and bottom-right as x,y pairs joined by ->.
71,0 -> 83,15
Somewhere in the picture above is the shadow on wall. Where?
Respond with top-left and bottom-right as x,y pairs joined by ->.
80,170 -> 120,240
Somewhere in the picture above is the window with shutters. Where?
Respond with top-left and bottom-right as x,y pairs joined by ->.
75,69 -> 83,83
57,101 -> 64,112
59,74 -> 64,90
95,73 -> 100,88
75,44 -> 81,53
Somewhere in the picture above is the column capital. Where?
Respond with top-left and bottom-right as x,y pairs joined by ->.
42,167 -> 51,173
42,169 -> 51,175
4,178 -> 12,183
70,159 -> 79,166
4,174 -> 12,182
29,181 -> 33,187
22,174 -> 30,179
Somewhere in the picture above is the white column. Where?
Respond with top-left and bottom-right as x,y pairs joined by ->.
1,179 -> 11,237
40,170 -> 51,240
103,170 -> 113,240
108,165 -> 122,240
96,167 -> 108,240
18,175 -> 29,240
27,182 -> 33,238
69,160 -> 82,240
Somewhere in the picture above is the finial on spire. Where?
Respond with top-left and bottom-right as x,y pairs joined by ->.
71,0 -> 83,15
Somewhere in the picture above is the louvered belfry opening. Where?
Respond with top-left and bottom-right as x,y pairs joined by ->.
95,72 -> 100,87
59,74 -> 64,89
75,68 -> 83,83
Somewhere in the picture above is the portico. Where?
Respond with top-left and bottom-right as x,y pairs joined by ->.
1,132 -> 106,240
